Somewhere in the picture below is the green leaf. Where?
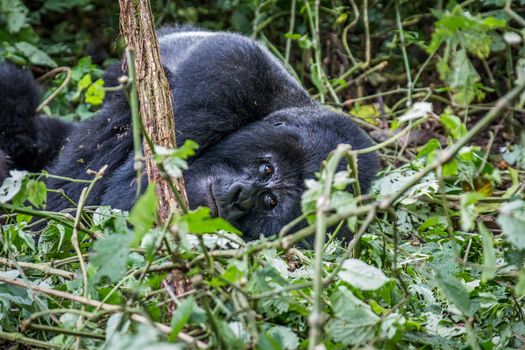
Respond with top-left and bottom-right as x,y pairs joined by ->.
154,140 -> 199,178
1,0 -> 29,33
418,138 -> 441,159
326,286 -> 379,346
129,184 -> 158,246
90,231 -> 133,283
14,42 -> 56,67
442,158 -> 459,177
0,171 -> 27,203
177,207 -> 241,235
0,271 -> 32,305
478,222 -> 496,283
497,200 -> 525,249
515,271 -> 525,298
169,297 -> 194,341
338,259 -> 390,291
428,6 -> 506,57
85,78 -> 105,105
25,180 -> 46,208
267,326 -> 299,350
257,332 -> 282,350
221,264 -> 243,284
440,109 -> 467,140
15,227 -> 35,251
435,270 -> 472,316
77,74 -> 92,93
38,223 -> 69,255
460,191 -> 486,231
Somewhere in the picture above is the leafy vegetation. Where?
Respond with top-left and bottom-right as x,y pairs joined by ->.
1,0 -> 525,349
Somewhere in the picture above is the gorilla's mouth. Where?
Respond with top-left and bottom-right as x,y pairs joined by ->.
206,177 -> 219,217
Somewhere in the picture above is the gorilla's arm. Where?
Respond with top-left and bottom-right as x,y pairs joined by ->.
0,64 -> 75,173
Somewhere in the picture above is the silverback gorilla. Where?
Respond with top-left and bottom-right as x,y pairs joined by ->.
0,26 -> 379,240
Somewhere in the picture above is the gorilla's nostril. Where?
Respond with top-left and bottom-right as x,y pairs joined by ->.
223,181 -> 255,214
229,184 -> 243,203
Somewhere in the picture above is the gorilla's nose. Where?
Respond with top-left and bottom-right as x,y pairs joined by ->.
220,180 -> 256,221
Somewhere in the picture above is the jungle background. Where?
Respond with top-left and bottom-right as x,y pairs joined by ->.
1,0 -> 525,349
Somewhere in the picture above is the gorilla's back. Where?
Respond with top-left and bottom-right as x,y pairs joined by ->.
157,26 -> 303,94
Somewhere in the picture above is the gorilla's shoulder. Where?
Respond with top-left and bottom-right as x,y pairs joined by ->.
0,63 -> 40,129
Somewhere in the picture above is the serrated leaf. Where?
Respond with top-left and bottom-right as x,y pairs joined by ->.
326,286 -> 379,345
497,200 -> 525,249
267,326 -> 299,350
154,140 -> 198,178
338,259 -> 390,290
90,232 -> 133,283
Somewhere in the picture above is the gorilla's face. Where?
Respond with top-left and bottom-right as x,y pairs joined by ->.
184,120 -> 306,240
183,108 -> 380,240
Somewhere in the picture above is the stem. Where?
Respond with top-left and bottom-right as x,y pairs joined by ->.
27,324 -> 105,340
0,257 -> 74,279
305,0 -> 325,103
0,331 -> 61,349
36,67 -> 72,112
0,275 -> 207,348
308,145 -> 350,349
363,0 -> 371,65
395,0 -> 413,107
284,0 -> 296,63
342,0 -> 360,66
126,48 -> 145,200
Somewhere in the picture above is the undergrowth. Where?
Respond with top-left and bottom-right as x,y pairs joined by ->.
1,0 -> 525,349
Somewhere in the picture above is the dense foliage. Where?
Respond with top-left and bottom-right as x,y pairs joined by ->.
1,0 -> 525,349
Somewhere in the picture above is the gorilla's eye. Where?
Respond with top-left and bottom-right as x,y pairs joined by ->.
259,162 -> 274,178
262,192 -> 278,209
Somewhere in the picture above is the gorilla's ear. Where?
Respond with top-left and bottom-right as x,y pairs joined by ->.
263,114 -> 288,127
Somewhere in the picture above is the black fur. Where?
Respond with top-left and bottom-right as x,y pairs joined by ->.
0,149 -> 9,181
0,27 -> 380,240
0,64 -> 74,173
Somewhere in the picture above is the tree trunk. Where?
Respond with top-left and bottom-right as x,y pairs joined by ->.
118,0 -> 188,221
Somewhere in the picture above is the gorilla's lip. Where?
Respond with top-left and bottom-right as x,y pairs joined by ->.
206,177 -> 219,217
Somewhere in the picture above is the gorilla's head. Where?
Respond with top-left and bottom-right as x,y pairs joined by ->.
184,107 -> 380,240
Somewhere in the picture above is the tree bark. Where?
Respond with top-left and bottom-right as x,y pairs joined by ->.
118,0 -> 188,221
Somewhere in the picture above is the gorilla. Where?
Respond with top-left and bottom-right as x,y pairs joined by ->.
0,26 -> 379,240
